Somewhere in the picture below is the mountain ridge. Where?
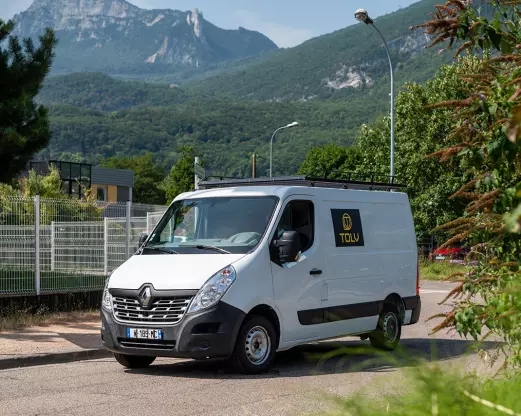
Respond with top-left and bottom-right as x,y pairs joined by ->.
11,0 -> 278,76
185,0 -> 444,101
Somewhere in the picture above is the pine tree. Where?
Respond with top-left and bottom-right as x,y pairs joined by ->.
0,20 -> 57,184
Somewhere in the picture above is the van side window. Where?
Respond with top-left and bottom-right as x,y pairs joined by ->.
275,200 -> 314,252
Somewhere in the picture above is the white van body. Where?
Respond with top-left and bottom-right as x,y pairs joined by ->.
101,178 -> 421,372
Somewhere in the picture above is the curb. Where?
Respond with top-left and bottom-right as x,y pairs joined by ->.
0,348 -> 112,371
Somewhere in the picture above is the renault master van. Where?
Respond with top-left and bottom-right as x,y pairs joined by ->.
101,175 -> 421,374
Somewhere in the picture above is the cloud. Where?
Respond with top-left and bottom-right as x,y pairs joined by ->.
235,10 -> 314,48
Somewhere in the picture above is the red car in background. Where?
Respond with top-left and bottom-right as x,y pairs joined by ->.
431,243 -> 469,261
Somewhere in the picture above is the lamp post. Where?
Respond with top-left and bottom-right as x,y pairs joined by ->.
355,8 -> 395,181
269,122 -> 299,178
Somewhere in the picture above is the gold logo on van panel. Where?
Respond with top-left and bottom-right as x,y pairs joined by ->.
340,213 -> 360,244
342,214 -> 352,231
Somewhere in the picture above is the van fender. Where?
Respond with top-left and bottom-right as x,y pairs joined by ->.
237,299 -> 283,349
380,293 -> 406,323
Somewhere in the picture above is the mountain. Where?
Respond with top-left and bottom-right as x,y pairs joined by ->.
33,0 -> 456,177
186,0 -> 448,101
11,0 -> 278,76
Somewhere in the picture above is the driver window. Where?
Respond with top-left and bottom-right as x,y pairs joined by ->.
161,204 -> 196,243
275,200 -> 314,252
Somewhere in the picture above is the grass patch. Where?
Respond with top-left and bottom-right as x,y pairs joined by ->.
420,260 -> 469,281
0,268 -> 106,295
328,364 -> 521,416
0,309 -> 100,332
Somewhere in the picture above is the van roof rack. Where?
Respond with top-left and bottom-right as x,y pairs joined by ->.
199,171 -> 406,192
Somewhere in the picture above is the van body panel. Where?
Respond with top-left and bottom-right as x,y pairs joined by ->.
315,192 -> 417,337
109,254 -> 244,290
220,247 -> 278,317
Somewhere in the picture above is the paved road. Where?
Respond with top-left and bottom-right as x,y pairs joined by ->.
0,282 -> 491,416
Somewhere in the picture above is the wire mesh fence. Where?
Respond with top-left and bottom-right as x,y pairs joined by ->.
0,196 -> 166,296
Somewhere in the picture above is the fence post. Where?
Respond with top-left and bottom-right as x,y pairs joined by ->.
104,217 -> 109,275
126,201 -> 131,259
51,221 -> 55,272
34,195 -> 41,296
146,212 -> 150,235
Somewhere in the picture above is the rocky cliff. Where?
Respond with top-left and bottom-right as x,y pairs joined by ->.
11,0 -> 278,76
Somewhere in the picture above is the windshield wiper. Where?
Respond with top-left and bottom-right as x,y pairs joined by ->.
191,245 -> 232,254
142,246 -> 179,255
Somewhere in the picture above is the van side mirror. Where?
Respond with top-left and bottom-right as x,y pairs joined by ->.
272,231 -> 302,265
139,233 -> 148,247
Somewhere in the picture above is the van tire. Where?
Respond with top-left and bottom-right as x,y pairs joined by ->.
114,353 -> 156,369
369,305 -> 401,351
232,315 -> 276,374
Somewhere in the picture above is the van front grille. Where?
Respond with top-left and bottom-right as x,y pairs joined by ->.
118,338 -> 176,350
112,295 -> 192,324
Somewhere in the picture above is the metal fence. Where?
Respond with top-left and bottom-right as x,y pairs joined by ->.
0,196 -> 166,296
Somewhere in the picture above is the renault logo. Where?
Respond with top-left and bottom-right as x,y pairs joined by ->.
342,214 -> 353,231
139,286 -> 152,308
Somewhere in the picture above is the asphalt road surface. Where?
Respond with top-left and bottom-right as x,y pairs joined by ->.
0,282 -> 492,416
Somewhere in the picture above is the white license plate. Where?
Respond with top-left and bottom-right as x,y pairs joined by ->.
435,255 -> 446,260
126,328 -> 163,340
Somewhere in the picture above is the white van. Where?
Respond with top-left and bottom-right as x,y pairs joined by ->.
101,176 -> 421,374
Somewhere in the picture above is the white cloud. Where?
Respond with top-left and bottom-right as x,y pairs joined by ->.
235,10 -> 314,48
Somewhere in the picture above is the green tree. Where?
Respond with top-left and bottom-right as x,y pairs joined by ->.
298,62 -> 470,235
355,61 -> 473,234
0,167 -> 102,226
298,144 -> 361,177
0,20 -> 57,183
23,166 -> 64,199
161,147 -> 198,202
100,153 -> 166,204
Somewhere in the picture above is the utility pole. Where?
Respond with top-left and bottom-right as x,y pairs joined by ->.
252,152 -> 257,178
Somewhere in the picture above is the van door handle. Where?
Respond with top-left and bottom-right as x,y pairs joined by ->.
310,269 -> 323,276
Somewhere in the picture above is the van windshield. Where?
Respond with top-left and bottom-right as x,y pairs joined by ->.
143,196 -> 279,255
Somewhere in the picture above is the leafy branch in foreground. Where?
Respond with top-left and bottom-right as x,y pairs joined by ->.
413,0 -> 521,368
328,363 -> 521,416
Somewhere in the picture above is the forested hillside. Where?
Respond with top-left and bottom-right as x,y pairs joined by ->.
42,99 -> 369,177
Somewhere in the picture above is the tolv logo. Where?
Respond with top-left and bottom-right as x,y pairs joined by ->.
331,209 -> 365,247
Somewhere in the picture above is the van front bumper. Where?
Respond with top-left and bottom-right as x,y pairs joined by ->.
100,302 -> 246,359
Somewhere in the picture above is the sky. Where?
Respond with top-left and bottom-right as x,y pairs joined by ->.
0,0 -> 420,47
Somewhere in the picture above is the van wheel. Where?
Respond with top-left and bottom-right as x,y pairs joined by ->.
114,353 -> 156,369
232,315 -> 276,374
369,305 -> 401,351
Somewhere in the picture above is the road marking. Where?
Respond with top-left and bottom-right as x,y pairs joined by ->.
421,289 -> 450,294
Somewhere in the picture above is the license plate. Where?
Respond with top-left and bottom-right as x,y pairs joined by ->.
126,328 -> 163,340
435,255 -> 446,260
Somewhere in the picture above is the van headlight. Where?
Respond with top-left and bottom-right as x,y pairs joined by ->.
102,279 -> 112,311
188,266 -> 236,314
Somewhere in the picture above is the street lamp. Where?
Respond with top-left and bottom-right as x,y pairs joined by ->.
355,8 -> 395,181
270,122 -> 299,177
